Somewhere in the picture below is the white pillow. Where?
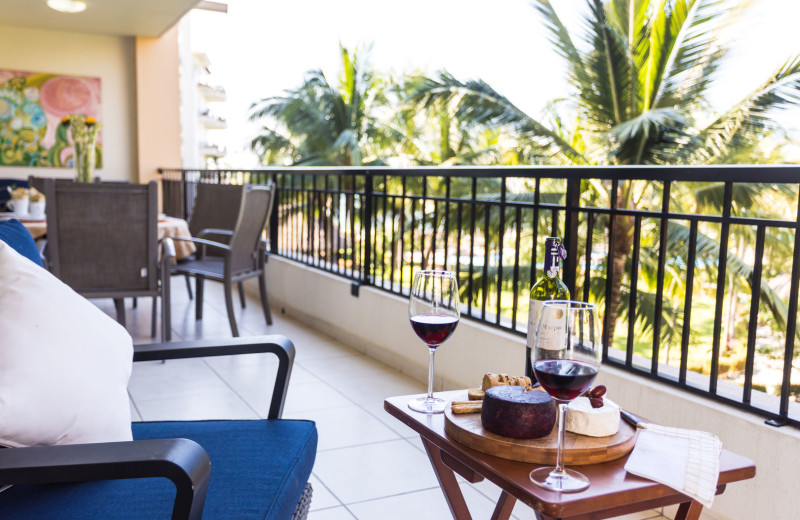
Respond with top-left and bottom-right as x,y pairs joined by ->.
0,241 -> 133,447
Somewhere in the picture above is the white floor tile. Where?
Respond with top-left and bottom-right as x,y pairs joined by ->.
135,390 -> 258,421
129,397 -> 142,422
284,404 -> 400,451
128,358 -> 230,401
347,485 -> 498,520
308,474 -> 344,511
299,353 -> 397,383
328,370 -> 426,406
608,511 -> 666,519
312,439 -> 439,504
361,399 -> 421,439
307,506 -> 357,520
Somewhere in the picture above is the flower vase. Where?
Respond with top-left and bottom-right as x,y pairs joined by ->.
74,142 -> 95,183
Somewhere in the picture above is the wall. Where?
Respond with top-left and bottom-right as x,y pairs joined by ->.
135,25 -> 182,185
0,25 -> 137,182
253,256 -> 800,520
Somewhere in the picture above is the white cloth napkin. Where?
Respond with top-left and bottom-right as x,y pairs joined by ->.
624,423 -> 722,508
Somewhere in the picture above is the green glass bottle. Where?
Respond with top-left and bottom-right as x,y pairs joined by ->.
526,236 -> 569,379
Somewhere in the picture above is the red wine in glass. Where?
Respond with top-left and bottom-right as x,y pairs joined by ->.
533,360 -> 598,401
410,314 -> 459,347
529,300 -> 601,493
408,270 -> 460,414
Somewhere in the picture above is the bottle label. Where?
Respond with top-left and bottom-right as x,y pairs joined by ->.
544,238 -> 566,278
528,299 -> 567,351
526,299 -> 544,350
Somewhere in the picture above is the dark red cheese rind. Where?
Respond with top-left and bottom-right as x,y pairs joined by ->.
480,385 -> 556,439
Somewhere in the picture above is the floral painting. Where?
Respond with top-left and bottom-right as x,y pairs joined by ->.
0,70 -> 102,168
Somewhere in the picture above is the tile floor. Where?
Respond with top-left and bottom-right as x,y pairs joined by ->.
105,279 -> 687,520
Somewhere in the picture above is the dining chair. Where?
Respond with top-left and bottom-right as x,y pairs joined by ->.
179,182 -> 246,302
43,179 -> 173,340
171,183 -> 275,337
0,335 -> 317,519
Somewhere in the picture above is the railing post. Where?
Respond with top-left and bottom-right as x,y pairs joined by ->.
269,172 -> 280,255
362,171 -> 374,287
182,170 -> 191,221
563,178 -> 580,296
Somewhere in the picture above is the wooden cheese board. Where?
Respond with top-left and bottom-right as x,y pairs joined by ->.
444,397 -> 636,465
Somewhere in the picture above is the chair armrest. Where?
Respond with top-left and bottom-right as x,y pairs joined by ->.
196,228 -> 233,239
160,237 -> 176,266
0,439 -> 210,520
134,336 -> 295,420
169,236 -> 231,251
170,236 -> 230,260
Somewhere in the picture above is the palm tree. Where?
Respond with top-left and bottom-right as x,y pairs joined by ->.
407,0 -> 800,343
249,44 -> 392,166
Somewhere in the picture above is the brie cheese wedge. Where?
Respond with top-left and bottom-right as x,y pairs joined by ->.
565,397 -> 620,437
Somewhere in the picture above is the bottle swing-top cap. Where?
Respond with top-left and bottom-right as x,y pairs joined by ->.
544,237 -> 567,278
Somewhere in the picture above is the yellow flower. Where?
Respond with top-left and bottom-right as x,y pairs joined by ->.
60,115 -> 70,125
85,117 -> 96,125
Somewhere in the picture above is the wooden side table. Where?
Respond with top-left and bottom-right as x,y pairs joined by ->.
385,391 -> 755,520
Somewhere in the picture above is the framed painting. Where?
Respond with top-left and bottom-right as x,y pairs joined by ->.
0,70 -> 102,168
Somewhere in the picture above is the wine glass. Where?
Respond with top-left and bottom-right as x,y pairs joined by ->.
530,300 -> 601,492
408,270 -> 460,414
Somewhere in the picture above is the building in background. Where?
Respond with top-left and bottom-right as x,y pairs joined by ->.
178,5 -> 228,169
179,46 -> 227,168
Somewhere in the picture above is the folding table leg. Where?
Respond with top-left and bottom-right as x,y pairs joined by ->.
490,490 -> 516,520
420,437 -> 473,520
674,501 -> 704,520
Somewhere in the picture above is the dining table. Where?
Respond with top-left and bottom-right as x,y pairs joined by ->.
0,213 -> 197,261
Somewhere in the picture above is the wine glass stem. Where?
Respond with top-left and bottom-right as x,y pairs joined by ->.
554,402 -> 568,475
426,347 -> 437,402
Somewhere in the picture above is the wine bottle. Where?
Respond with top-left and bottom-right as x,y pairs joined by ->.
526,236 -> 569,378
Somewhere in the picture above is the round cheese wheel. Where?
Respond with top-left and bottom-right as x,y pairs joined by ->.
481,385 -> 556,439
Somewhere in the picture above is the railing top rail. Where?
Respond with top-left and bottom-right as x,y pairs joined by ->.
159,165 -> 800,184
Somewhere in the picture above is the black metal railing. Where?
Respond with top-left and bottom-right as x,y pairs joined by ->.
160,166 -> 800,428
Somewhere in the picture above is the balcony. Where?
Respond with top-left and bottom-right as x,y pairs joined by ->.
156,165 -> 800,520
198,113 -> 227,129
197,83 -> 227,102
198,142 -> 226,157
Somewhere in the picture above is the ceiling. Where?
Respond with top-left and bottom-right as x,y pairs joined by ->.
0,0 -> 202,37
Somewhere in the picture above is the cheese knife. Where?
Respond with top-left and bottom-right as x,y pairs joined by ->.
620,409 -> 647,429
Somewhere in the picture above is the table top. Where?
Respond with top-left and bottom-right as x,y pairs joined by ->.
384,390 -> 756,519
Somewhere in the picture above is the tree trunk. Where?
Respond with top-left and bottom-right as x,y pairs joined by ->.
605,185 -> 636,344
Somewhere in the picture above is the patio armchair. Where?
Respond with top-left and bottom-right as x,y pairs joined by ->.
171,183 -> 275,337
180,182 -> 246,302
0,335 -> 318,519
43,179 -> 173,340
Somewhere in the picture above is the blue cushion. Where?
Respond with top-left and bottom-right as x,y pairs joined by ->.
0,219 -> 43,267
0,419 -> 317,519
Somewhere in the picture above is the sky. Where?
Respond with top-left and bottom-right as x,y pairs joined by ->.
188,0 -> 800,167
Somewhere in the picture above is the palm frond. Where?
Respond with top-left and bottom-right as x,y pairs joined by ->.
667,221 -> 792,335
687,54 -> 800,164
532,0 -> 591,89
249,128 -> 295,165
581,0 -> 633,127
691,182 -> 796,215
406,72 -> 587,164
654,0 -> 741,108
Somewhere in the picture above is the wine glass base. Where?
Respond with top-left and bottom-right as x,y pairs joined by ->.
408,396 -> 447,414
530,466 -> 590,493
